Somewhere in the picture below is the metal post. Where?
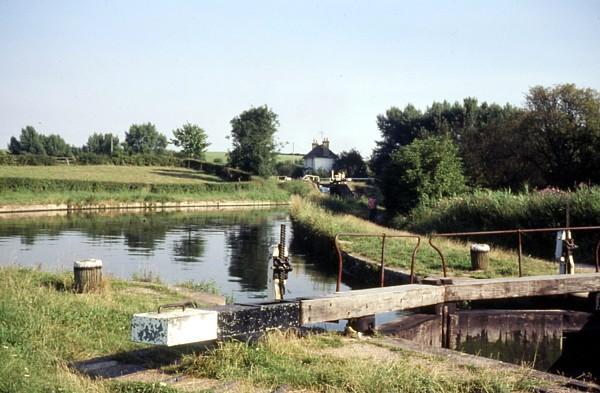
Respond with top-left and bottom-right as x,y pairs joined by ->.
517,230 -> 523,277
380,233 -> 386,287
335,235 -> 343,292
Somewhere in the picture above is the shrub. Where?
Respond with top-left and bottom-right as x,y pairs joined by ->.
403,187 -> 600,263
380,135 -> 466,213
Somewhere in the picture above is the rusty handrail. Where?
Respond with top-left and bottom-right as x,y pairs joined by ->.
334,233 -> 421,292
429,226 -> 600,277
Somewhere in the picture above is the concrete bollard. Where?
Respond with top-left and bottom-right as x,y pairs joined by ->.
470,244 -> 490,270
74,259 -> 103,293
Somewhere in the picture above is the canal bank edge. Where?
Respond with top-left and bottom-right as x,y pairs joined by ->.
290,216 -> 417,286
0,200 -> 290,215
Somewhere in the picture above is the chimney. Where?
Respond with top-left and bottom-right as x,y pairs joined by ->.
322,138 -> 330,150
312,139 -> 318,149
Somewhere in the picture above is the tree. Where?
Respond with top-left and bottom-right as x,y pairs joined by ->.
124,123 -> 168,154
380,136 -> 466,213
171,123 -> 210,160
85,133 -> 121,155
8,137 -> 21,154
16,126 -> 46,155
334,149 -> 368,177
370,105 -> 424,177
522,84 -> 600,187
228,106 -> 278,176
43,134 -> 70,156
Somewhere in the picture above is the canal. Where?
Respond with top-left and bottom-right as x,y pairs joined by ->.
0,208 -> 350,303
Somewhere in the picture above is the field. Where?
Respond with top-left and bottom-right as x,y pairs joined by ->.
0,165 -> 222,184
204,151 -> 304,163
0,165 -> 315,207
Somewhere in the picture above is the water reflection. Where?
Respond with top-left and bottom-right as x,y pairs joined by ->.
0,209 -> 351,303
172,230 -> 206,263
227,225 -> 270,292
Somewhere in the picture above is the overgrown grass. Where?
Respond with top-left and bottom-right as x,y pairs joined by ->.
0,267 -> 194,392
402,187 -> 600,263
290,196 -> 557,278
176,330 -> 539,393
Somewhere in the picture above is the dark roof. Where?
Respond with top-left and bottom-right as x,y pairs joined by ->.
303,145 -> 338,160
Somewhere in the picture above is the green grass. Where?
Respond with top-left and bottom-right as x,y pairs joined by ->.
0,165 -> 222,184
204,151 -> 304,163
0,267 -> 550,393
402,187 -> 600,264
0,166 -> 315,206
176,330 -> 540,393
290,196 -> 558,278
0,267 -> 190,392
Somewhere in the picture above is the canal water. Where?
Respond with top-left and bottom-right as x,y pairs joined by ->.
0,208 -> 351,303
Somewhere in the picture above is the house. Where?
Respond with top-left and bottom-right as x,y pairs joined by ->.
303,138 -> 337,174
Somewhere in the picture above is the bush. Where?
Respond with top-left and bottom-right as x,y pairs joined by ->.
380,136 -> 466,213
278,180 -> 315,197
403,187 -> 600,263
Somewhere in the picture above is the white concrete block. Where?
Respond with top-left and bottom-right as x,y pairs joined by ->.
131,309 -> 218,346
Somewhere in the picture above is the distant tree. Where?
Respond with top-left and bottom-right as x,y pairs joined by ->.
85,133 -> 121,155
124,123 -> 168,154
171,123 -> 210,160
334,149 -> 368,178
275,161 -> 304,178
14,126 -> 46,155
8,137 -> 21,154
370,105 -> 424,177
458,103 -> 543,188
43,134 -> 70,156
228,106 -> 278,176
380,136 -> 466,213
522,84 -> 600,187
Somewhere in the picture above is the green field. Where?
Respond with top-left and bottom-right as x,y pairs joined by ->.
0,165 -> 314,207
0,165 -> 222,184
204,151 -> 304,163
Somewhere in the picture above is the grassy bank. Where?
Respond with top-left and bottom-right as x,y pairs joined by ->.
0,267 -> 189,392
0,166 -> 313,207
290,196 -> 557,278
1,267 -> 549,393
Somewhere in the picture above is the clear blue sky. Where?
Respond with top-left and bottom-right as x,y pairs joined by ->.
1,0 -> 599,157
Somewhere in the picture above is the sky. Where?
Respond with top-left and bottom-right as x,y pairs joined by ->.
1,0 -> 599,158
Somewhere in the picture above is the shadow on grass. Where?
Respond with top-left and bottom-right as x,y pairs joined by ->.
71,343 -> 216,379
150,169 -> 220,183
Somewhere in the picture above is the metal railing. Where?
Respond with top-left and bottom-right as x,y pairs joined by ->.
334,233 -> 421,291
334,226 -> 600,290
429,226 -> 600,278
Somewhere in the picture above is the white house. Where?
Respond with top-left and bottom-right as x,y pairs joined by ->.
303,138 -> 338,174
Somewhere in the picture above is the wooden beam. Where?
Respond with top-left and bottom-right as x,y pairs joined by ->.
445,273 -> 600,302
300,284 -> 444,324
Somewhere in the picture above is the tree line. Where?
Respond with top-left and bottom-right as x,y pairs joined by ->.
6,83 -> 599,205
8,122 -> 210,160
372,84 -> 600,213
